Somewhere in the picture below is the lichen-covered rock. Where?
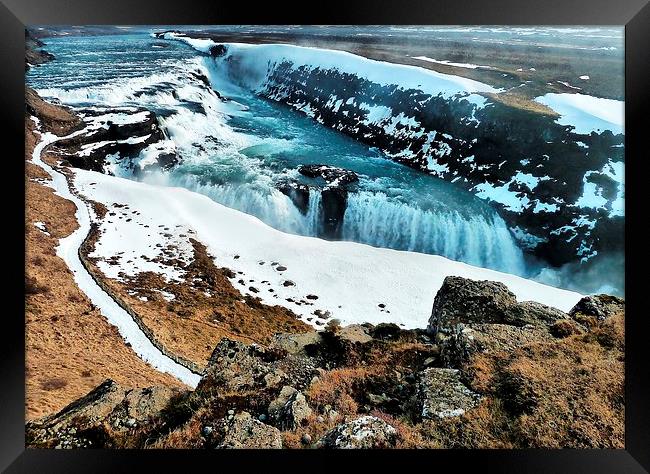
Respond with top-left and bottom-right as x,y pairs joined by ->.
505,301 -> 568,327
25,380 -> 181,448
198,339 -> 287,394
199,338 -> 319,395
428,276 -> 518,335
316,415 -> 397,448
439,323 -> 553,370
267,386 -> 312,430
418,368 -> 481,419
569,294 -> 625,322
270,332 -> 323,355
428,276 -> 569,336
218,412 -> 282,449
336,324 -> 373,344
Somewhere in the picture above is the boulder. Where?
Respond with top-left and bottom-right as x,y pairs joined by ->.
270,332 -> 323,356
218,412 -> 282,449
369,323 -> 402,341
336,324 -> 373,345
428,277 -> 518,335
316,415 -> 397,448
25,380 -> 180,448
267,386 -> 312,430
198,339 -> 286,394
439,323 -> 553,370
569,294 -> 625,322
199,338 -> 318,395
428,276 -> 569,335
505,301 -> 568,327
418,368 -> 481,419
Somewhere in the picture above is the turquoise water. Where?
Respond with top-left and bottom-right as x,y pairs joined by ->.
27,32 -> 526,274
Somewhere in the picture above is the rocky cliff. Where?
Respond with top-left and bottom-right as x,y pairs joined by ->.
212,42 -> 624,268
26,276 -> 625,449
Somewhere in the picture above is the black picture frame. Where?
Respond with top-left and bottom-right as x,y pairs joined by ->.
2,0 -> 648,471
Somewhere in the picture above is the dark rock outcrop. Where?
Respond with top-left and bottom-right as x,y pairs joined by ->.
569,294 -> 625,322
54,108 -> 179,173
277,165 -> 359,239
428,276 -> 569,336
25,29 -> 55,70
297,164 -> 359,187
209,44 -> 228,58
277,181 -> 311,215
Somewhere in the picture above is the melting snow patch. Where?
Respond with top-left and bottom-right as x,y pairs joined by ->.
33,221 -> 50,236
534,93 -> 624,135
410,56 -> 495,70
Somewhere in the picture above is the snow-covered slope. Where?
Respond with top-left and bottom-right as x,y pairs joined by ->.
534,93 -> 624,135
74,168 -> 582,330
30,122 -> 200,387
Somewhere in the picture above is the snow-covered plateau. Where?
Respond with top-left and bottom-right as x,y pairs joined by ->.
73,167 -> 583,330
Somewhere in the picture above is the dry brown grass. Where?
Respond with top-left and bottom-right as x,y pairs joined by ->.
481,91 -> 560,117
307,367 -> 375,415
82,232 -> 312,369
419,313 -> 625,448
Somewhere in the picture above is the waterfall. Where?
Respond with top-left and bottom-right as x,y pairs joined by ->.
155,172 -> 526,275
342,191 -> 526,274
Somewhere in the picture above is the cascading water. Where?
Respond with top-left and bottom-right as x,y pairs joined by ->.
342,192 -> 524,273
26,31 -> 529,277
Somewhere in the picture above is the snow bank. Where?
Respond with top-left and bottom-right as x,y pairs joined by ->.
74,169 -> 583,330
411,56 -> 494,70
167,34 -> 500,98
534,93 -> 624,135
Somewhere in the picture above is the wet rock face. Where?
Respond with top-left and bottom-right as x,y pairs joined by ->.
418,368 -> 481,419
297,164 -> 359,187
316,415 -> 398,448
277,165 -> 359,239
54,108 -> 179,174
320,187 -> 348,239
277,181 -> 311,215
209,44 -> 228,58
428,276 -> 569,336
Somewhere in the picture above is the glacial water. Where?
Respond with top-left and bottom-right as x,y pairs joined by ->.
27,31 -> 528,275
